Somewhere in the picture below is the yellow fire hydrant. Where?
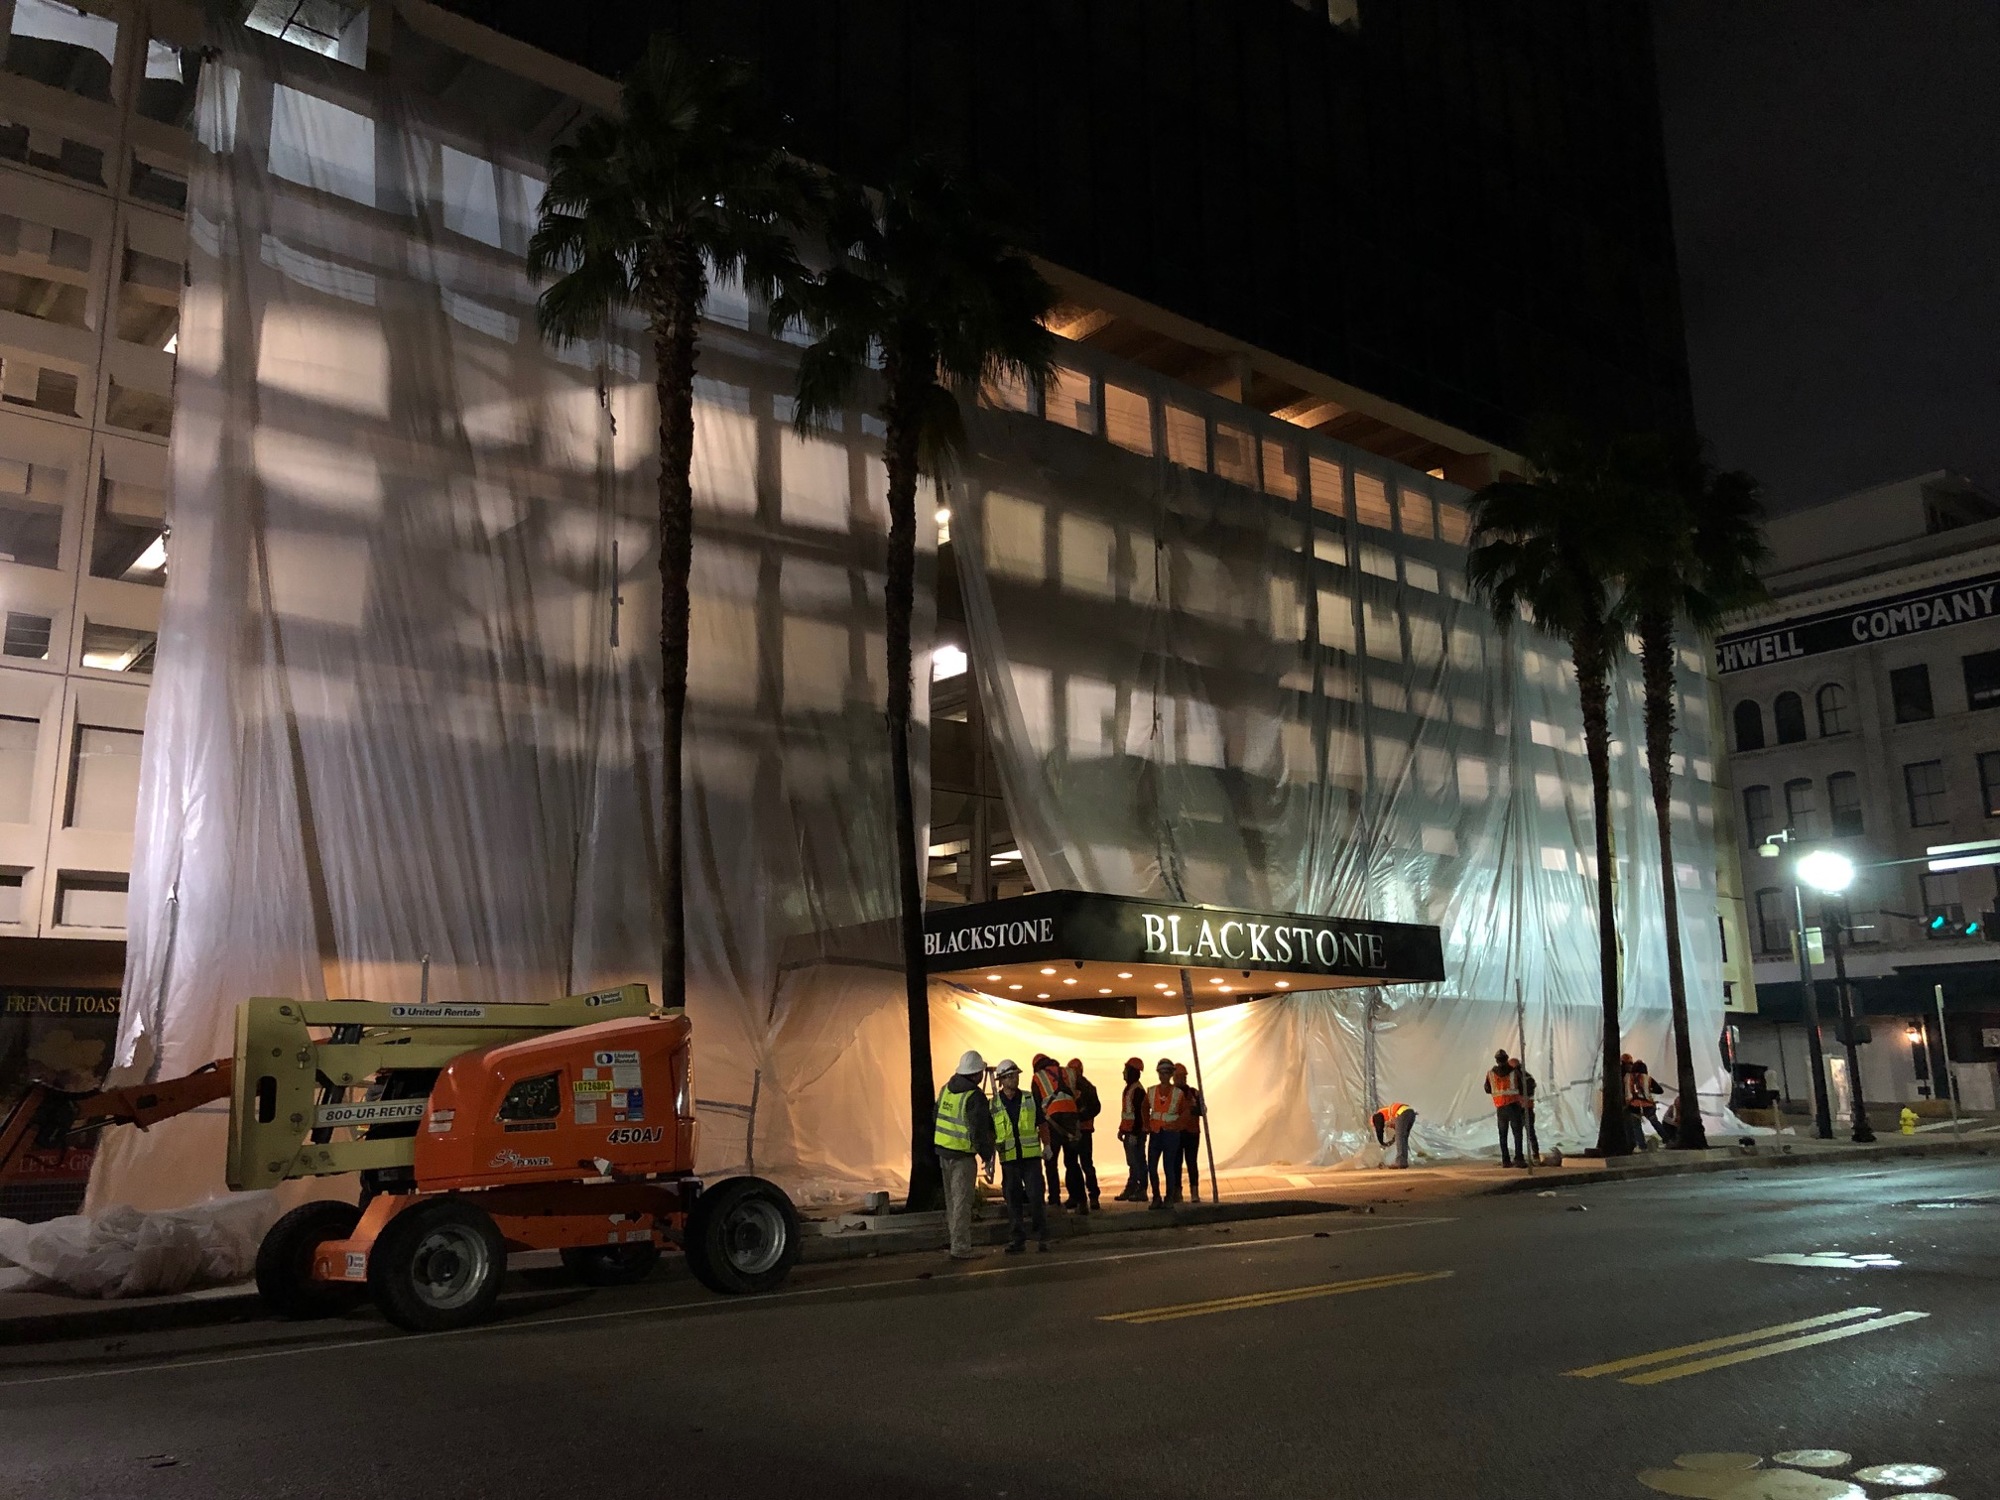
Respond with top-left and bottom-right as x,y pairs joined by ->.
1899,1106 -> 1919,1136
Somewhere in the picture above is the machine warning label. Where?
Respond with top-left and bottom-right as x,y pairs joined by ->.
386,1004 -> 487,1021
574,1102 -> 598,1125
606,1127 -> 664,1145
314,1100 -> 427,1128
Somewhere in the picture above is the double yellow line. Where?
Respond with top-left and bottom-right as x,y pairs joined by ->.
1565,1306 -> 1930,1386
1099,1269 -> 1453,1326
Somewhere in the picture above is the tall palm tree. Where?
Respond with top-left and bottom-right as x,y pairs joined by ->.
780,161 -> 1057,1208
1468,421 -> 1636,1157
528,37 -> 810,1013
1620,443 -> 1769,1150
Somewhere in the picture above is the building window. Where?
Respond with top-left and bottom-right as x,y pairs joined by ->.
0,713 -> 37,823
1963,650 -> 2000,712
1981,751 -> 2000,818
1891,664 -> 1934,723
1904,759 -> 1948,827
2,611 -> 53,661
1742,785 -> 1774,847
1773,692 -> 1806,744
1816,683 -> 1850,736
1753,887 -> 1789,955
2,0 -> 119,103
1733,700 -> 1765,751
1920,872 -> 1963,935
1783,778 -> 1817,838
1828,771 -> 1864,836
0,456 -> 65,570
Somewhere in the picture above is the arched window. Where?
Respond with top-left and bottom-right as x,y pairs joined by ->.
1773,691 -> 1807,744
1816,683 -> 1850,736
1742,785 -> 1774,847
1784,777 -> 1817,837
1733,700 -> 1766,752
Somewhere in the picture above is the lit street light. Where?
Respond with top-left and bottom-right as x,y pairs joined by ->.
1758,831 -> 1835,1140
1795,845 -> 1876,1143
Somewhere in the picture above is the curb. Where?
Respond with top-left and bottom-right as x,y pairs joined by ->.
0,1196 -> 1352,1345
1480,1135 -> 1999,1194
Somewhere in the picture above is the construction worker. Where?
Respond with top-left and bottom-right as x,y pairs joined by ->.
1065,1058 -> 1102,1210
1115,1057 -> 1149,1200
990,1060 -> 1049,1253
1512,1056 -> 1540,1164
1146,1057 -> 1187,1209
933,1050 -> 996,1260
1485,1048 -> 1525,1167
1371,1100 -> 1416,1168
1173,1062 -> 1205,1200
1627,1057 -> 1662,1149
1032,1053 -> 1080,1208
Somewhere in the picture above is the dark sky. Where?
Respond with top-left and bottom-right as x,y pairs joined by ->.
1652,1 -> 2000,515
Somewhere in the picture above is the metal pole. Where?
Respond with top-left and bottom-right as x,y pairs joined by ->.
1179,968 -> 1220,1203
1935,983 -> 1961,1141
419,951 -> 431,1006
1824,905 -> 1875,1143
1793,884 -> 1835,1139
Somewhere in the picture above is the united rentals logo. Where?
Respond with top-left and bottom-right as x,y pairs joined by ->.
386,1003 -> 487,1020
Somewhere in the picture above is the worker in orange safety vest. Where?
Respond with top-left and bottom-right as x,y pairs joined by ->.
1145,1058 -> 1187,1209
1372,1100 -> 1417,1168
1485,1048 -> 1526,1167
1033,1054 -> 1081,1209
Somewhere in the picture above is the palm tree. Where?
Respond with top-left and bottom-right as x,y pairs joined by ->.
1467,421 -> 1636,1157
528,37 -> 810,1013
780,161 -> 1057,1208
1620,442 -> 1768,1150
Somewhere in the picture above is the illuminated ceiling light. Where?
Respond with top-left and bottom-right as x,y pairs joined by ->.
1062,977 -> 1078,985
1008,984 -> 1023,991
1037,992 -> 1050,1000
1039,967 -> 1056,975
1099,987 -> 1112,994
934,506 -> 951,525
931,644 -> 968,681
1116,971 -> 1133,980
990,848 -> 1022,865
986,974 -> 1002,982
127,535 -> 168,577
1220,986 -> 1234,993
1275,980 -> 1290,989
1209,977 -> 1225,986
1154,982 -> 1169,991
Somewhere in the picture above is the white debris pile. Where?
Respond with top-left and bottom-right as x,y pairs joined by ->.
0,1194 -> 280,1299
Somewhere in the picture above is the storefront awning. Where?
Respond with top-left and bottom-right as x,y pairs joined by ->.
924,890 -> 1444,1009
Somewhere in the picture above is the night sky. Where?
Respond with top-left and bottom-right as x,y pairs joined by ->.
1652,1 -> 2000,515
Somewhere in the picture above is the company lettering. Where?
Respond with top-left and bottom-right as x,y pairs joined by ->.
1717,574 -> 2000,673
387,1003 -> 486,1020
923,916 -> 1056,957
489,1149 -> 552,1169
1138,910 -> 1390,974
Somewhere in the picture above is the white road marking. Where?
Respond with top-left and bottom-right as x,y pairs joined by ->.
0,1215 -> 1455,1390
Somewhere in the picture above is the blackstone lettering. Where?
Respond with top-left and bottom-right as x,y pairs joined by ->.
923,917 -> 1056,957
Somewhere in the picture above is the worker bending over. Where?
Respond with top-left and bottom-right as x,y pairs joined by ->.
1372,1100 -> 1416,1168
991,1060 -> 1050,1253
933,1050 -> 996,1260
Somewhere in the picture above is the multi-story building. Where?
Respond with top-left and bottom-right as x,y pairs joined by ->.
1716,471 -> 2000,1113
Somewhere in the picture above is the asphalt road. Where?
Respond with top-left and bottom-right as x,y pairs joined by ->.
3,1159 -> 1994,1500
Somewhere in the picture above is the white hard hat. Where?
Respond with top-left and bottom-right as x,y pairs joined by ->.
994,1058 -> 1020,1077
955,1050 -> 986,1077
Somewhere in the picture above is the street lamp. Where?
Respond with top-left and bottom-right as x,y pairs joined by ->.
1759,830 -> 1835,1140
1794,847 -> 1876,1143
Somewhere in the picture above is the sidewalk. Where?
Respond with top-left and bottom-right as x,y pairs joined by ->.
5,1130 -> 1993,1344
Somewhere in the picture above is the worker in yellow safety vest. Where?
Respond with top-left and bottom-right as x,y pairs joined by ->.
1145,1058 -> 1187,1209
932,1050 -> 996,1260
1484,1048 -> 1526,1168
991,1059 -> 1049,1253
1372,1100 -> 1417,1169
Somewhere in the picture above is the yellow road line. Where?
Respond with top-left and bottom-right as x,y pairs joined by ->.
1099,1269 -> 1452,1326
1564,1307 -> 1882,1379
1621,1311 -> 1929,1386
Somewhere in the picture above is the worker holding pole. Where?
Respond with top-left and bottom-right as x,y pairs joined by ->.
1173,1063 -> 1205,1200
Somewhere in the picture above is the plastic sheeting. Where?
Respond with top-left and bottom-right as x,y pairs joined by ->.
97,27 -> 1727,1211
0,1193 -> 278,1298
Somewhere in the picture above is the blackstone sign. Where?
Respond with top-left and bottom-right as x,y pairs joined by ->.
923,889 -> 1446,987
1715,570 -> 2000,674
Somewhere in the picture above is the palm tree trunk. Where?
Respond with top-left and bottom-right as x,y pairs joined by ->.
883,363 -> 942,1211
1640,613 -> 1709,1149
651,245 -> 703,1014
1575,624 -> 1630,1157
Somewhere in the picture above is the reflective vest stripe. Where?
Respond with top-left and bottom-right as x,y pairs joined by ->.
1626,1073 -> 1652,1108
934,1087 -> 974,1152
1036,1067 -> 1078,1116
1121,1083 -> 1144,1131
1488,1069 -> 1520,1108
993,1096 -> 1042,1161
1148,1083 -> 1185,1131
1378,1102 -> 1410,1125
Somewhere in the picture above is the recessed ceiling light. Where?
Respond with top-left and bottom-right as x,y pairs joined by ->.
1008,984 -> 1023,991
1209,977 -> 1225,985
1062,977 -> 1078,985
1154,982 -> 1169,990
1039,967 -> 1056,975
1037,992 -> 1050,1000
1117,971 -> 1133,979
1220,986 -> 1234,993
1275,980 -> 1290,988
1099,987 -> 1112,994
987,974 -> 1002,982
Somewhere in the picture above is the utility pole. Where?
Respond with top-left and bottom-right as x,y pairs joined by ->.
1822,905 -> 1875,1143
1790,881 -> 1835,1140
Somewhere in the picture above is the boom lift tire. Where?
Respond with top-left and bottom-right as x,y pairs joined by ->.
255,1200 -> 367,1319
368,1196 -> 506,1332
682,1176 -> 800,1295
559,1243 -> 662,1287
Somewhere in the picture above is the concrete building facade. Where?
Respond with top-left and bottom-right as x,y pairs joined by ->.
1716,472 -> 2000,1115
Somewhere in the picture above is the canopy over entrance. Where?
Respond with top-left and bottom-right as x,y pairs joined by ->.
925,890 -> 1444,1014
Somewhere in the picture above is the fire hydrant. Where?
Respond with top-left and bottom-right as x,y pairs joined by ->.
1899,1106 -> 1919,1136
